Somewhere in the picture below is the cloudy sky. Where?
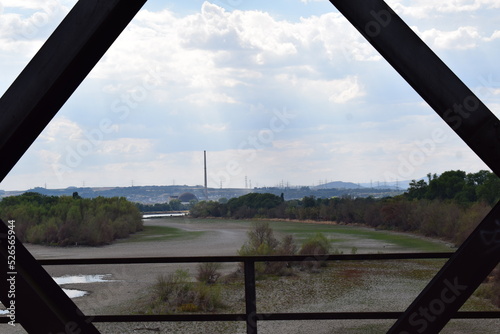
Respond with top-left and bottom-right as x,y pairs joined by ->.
1,0 -> 499,191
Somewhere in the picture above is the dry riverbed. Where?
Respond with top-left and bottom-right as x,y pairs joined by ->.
2,217 -> 499,333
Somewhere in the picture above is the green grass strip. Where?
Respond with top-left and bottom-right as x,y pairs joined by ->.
120,225 -> 204,243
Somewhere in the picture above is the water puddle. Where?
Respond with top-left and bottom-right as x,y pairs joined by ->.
143,213 -> 187,218
54,274 -> 114,298
54,274 -> 113,285
0,274 -> 113,314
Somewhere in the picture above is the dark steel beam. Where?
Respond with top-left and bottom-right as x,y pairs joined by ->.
0,310 -> 497,324
0,220 -> 99,332
388,202 -> 500,333
327,1 -> 500,333
35,252 -> 453,265
0,311 -> 493,323
244,261 -> 258,334
0,0 -> 146,332
0,0 -> 147,182
329,0 -> 500,176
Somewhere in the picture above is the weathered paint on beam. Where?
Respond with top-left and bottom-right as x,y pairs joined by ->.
328,1 -> 500,333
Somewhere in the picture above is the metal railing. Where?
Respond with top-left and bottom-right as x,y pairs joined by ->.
2,253 -> 499,333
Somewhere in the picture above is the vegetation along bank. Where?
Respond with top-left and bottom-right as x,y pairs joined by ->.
0,192 -> 142,246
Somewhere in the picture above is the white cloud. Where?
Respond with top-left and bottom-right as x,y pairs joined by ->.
92,2 -> 376,86
1,1 -> 496,191
1,0 -> 74,10
0,1 -> 71,39
418,26 -> 482,50
485,30 -> 500,41
199,123 -> 229,133
389,0 -> 500,19
37,149 -> 62,166
40,117 -> 83,143
98,138 -> 153,156
276,74 -> 364,103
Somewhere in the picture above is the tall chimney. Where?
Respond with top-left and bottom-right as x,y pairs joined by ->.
204,150 -> 208,200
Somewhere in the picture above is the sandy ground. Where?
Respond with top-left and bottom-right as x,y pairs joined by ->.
28,218 -> 251,310
2,218 -> 499,333
2,218 -> 251,333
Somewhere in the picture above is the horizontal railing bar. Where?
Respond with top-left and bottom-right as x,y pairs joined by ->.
452,312 -> 500,319
93,314 -> 247,322
37,252 -> 453,265
261,311 -> 500,320
2,311 -> 498,323
258,312 -> 404,320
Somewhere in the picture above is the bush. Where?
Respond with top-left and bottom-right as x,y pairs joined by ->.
0,193 -> 143,246
299,233 -> 330,256
247,222 -> 279,250
299,233 -> 331,271
149,270 -> 224,314
196,263 -> 222,284
238,222 -> 297,276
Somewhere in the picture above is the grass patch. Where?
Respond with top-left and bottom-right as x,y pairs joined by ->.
119,225 -> 204,243
158,217 -> 452,252
264,221 -> 453,252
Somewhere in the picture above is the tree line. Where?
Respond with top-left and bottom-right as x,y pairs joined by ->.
0,192 -> 143,246
135,199 -> 185,212
190,170 -> 500,246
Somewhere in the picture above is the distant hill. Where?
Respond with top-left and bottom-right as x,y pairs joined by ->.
1,181 -> 406,204
359,180 -> 413,190
313,181 -> 363,189
0,185 -> 252,204
313,180 -> 413,190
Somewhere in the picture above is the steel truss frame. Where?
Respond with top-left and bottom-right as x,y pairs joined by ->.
0,1 -> 499,333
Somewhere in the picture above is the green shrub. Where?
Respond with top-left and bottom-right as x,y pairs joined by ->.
0,193 -> 142,246
238,222 -> 297,276
300,232 -> 330,256
299,233 -> 331,270
149,270 -> 224,314
194,283 -> 223,312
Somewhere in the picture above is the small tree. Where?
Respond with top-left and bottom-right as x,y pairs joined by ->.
238,222 -> 297,276
169,199 -> 182,211
248,222 -> 278,250
299,233 -> 331,271
196,262 -> 222,284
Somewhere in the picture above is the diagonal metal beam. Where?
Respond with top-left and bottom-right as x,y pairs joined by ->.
0,0 -> 497,333
387,201 -> 500,333
328,1 -> 500,333
329,0 -> 500,176
0,0 -> 147,182
0,219 -> 99,332
0,0 -> 146,332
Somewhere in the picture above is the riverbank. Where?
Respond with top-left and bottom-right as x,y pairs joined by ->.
1,217 -> 498,333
